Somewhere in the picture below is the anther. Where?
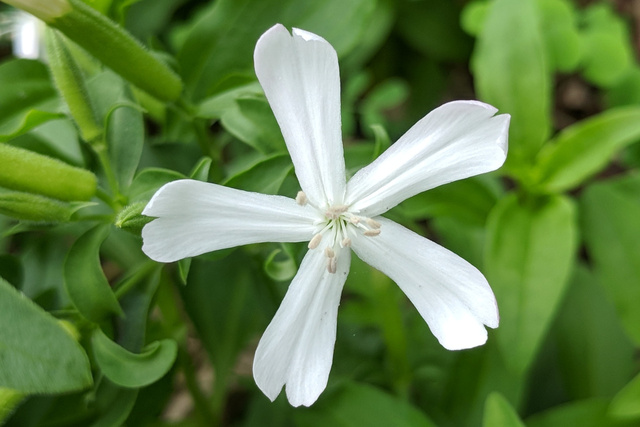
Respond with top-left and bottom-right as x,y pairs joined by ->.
363,229 -> 381,237
308,233 -> 323,249
366,218 -> 381,229
325,204 -> 349,220
327,257 -> 337,274
325,247 -> 335,258
341,237 -> 352,247
296,191 -> 307,206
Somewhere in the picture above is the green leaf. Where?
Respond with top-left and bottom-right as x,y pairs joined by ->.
294,382 -> 436,427
92,329 -> 177,388
0,277 -> 92,393
527,399 -> 629,427
189,157 -> 212,181
536,0 -> 581,72
609,372 -> 640,420
485,194 -> 577,374
197,79 -> 262,119
264,247 -> 297,282
396,0 -> 472,62
554,264 -> 635,400
0,110 -> 65,143
399,176 -> 501,226
580,175 -> 640,345
128,167 -> 186,202
178,0 -> 381,100
106,103 -> 144,194
0,59 -> 58,132
220,96 -> 286,154
483,392 -> 525,427
472,0 -> 551,169
64,225 -> 123,322
534,106 -> 640,193
579,3 -> 634,87
224,153 -> 293,195
0,388 -> 24,425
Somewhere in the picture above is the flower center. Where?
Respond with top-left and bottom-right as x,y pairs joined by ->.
296,191 -> 381,274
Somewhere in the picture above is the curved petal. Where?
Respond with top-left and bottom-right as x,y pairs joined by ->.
350,217 -> 498,350
254,24 -> 345,207
141,179 -> 316,262
253,246 -> 350,407
346,101 -> 510,217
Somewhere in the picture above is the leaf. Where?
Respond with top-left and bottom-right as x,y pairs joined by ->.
92,329 -> 177,388
197,79 -> 262,119
128,168 -> 186,202
178,0 -> 381,100
485,193 -> 577,375
263,247 -> 297,282
189,157 -> 212,181
609,372 -> 640,420
579,3 -> 635,87
554,264 -> 635,400
0,110 -> 65,142
106,103 -> 144,194
580,175 -> 640,345
294,382 -> 436,427
0,59 -> 58,131
483,392 -> 525,427
0,388 -> 24,425
396,0 -> 472,62
472,0 -> 551,169
527,399 -> 629,427
534,106 -> 640,193
64,225 -> 123,322
536,0 -> 581,72
220,96 -> 286,154
223,153 -> 293,195
0,277 -> 93,393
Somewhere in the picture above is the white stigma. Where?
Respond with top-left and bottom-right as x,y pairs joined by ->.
301,191 -> 382,274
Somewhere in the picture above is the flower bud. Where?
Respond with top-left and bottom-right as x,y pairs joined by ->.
45,28 -> 102,144
0,190 -> 76,222
0,144 -> 97,201
115,201 -> 153,234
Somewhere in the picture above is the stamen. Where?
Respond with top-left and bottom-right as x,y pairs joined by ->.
327,257 -> 337,274
308,233 -> 323,249
325,204 -> 349,220
341,237 -> 352,247
366,218 -> 381,229
325,247 -> 335,258
363,229 -> 381,237
296,191 -> 307,206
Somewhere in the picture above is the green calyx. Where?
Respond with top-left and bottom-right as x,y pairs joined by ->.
0,144 -> 97,201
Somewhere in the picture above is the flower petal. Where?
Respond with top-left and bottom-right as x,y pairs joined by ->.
141,179 -> 316,262
253,246 -> 350,407
346,101 -> 510,217
350,217 -> 498,350
254,24 -> 346,206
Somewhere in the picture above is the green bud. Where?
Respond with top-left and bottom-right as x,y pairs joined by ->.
0,190 -> 77,222
0,144 -> 97,201
115,201 -> 153,234
45,28 -> 102,144
9,0 -> 183,101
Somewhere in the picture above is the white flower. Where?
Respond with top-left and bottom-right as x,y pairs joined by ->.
142,24 -> 510,407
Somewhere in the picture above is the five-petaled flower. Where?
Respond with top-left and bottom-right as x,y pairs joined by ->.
142,24 -> 510,407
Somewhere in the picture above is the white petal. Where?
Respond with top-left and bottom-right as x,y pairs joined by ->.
254,24 -> 346,206
346,101 -> 510,217
350,217 -> 498,350
253,246 -> 350,407
141,179 -> 316,262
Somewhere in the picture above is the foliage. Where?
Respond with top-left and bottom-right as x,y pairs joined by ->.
0,0 -> 639,425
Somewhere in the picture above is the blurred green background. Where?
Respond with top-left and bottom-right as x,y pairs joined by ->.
1,0 -> 640,425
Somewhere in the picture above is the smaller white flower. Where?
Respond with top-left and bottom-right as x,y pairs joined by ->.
142,24 -> 510,407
